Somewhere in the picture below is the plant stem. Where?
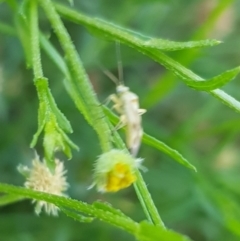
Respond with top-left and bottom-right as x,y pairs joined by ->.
30,0 -> 53,166
38,1 -> 163,226
30,0 -> 43,79
37,24 -> 165,227
135,171 -> 165,228
39,0 -> 112,153
0,183 -> 138,234
133,181 -> 153,223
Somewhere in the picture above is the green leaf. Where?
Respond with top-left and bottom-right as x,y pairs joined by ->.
142,38 -> 221,51
43,118 -> 58,162
93,201 -> 132,220
43,115 -> 78,161
0,194 -> 25,207
46,85 -> 73,133
60,207 -> 94,223
35,77 -> 73,133
89,19 -> 221,51
57,127 -> 79,159
40,33 -> 69,78
32,77 -> 77,159
30,79 -> 50,148
30,122 -> 45,148
143,134 -> 196,171
30,102 -> 47,148
56,4 -> 240,114
184,67 -> 240,91
137,222 -> 192,241
142,0 -> 237,108
141,49 -> 240,113
15,8 -> 32,68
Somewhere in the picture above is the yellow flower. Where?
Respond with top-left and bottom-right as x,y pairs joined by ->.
21,154 -> 68,216
92,149 -> 142,192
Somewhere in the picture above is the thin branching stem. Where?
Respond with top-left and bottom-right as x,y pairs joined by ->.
30,0 -> 43,79
0,183 -> 138,235
135,171 -> 165,228
38,0 -> 164,227
39,0 -> 112,153
55,3 -> 240,114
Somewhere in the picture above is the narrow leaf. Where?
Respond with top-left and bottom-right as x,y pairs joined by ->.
142,38 -> 221,51
93,201 -> 132,221
35,77 -> 73,133
185,67 -> 240,91
40,33 -> 69,78
46,86 -> 73,133
43,122 -> 58,162
0,194 -> 25,206
56,4 -> 240,114
60,207 -> 94,223
30,103 -> 47,148
15,11 -> 32,68
143,134 -> 196,171
30,122 -> 44,147
88,18 -> 221,51
58,127 -> 79,158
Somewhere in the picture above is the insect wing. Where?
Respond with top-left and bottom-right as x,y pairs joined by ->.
122,92 -> 143,156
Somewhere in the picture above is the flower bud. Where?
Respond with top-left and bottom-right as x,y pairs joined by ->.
93,149 -> 142,192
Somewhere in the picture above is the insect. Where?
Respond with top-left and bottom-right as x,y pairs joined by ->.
104,42 -> 146,157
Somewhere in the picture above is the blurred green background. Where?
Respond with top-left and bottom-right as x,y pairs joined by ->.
1,0 -> 240,240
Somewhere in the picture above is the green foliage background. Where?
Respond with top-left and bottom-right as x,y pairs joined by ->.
1,0 -> 240,240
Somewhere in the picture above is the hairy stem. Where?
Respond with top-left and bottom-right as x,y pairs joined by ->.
39,0 -> 111,152
30,0 -> 43,79
0,183 -> 138,234
38,2 -> 164,227
135,171 -> 165,228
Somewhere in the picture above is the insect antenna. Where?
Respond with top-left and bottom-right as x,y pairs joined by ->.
116,41 -> 124,86
99,41 -> 124,87
101,67 -> 119,86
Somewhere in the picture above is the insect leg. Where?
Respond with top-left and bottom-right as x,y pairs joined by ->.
110,115 -> 126,136
114,115 -> 126,130
109,94 -> 123,114
138,109 -> 147,115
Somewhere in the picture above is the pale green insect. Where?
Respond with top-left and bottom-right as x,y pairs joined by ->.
104,43 -> 146,156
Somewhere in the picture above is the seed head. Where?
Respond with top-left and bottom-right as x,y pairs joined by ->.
21,154 -> 68,216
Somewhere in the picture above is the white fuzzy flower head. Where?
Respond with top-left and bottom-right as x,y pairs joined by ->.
22,155 -> 68,216
92,149 -> 142,193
